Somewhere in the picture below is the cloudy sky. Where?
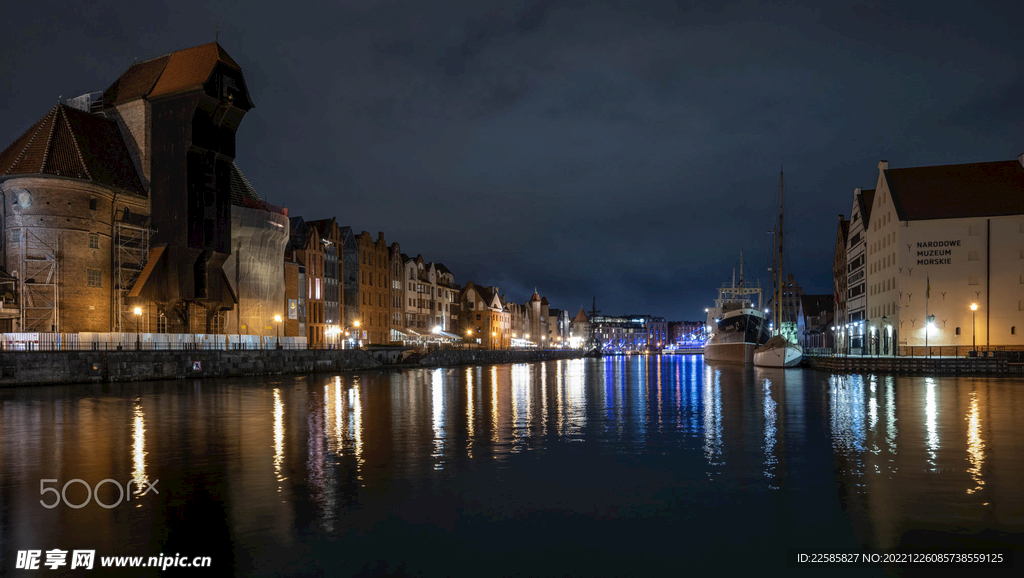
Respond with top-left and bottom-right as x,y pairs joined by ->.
2,0 -> 1021,321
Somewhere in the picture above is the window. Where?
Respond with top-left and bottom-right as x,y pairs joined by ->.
476,314 -> 481,321
969,250 -> 979,261
157,314 -> 167,334
89,233 -> 99,249
89,199 -> 97,210
1012,326 -> 1016,335
11,230 -> 20,243
955,327 -> 961,336
87,269 -> 101,287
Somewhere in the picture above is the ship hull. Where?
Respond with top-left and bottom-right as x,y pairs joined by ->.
753,343 -> 803,367
703,341 -> 758,363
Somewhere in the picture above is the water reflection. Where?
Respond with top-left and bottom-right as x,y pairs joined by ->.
273,388 -> 285,488
762,376 -> 778,489
702,364 -> 723,475
925,377 -> 939,471
2,359 -> 1023,576
965,390 -> 985,496
131,399 -> 148,501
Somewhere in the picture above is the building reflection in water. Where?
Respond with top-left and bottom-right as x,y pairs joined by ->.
432,368 -> 445,469
511,364 -> 529,453
762,376 -> 778,489
490,366 -> 499,445
465,367 -> 474,457
885,376 -> 897,470
565,358 -> 587,438
965,390 -> 985,497
131,399 -> 148,502
924,377 -> 939,472
702,364 -> 723,476
273,388 -> 285,489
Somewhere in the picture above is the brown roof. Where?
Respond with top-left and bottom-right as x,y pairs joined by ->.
857,189 -> 875,222
103,43 -> 248,107
885,160 -> 1024,221
573,308 -> 589,323
0,104 -> 143,194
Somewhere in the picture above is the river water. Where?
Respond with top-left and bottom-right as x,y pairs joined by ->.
1,356 -> 1022,576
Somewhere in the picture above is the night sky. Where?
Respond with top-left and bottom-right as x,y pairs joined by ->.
2,1 -> 1022,321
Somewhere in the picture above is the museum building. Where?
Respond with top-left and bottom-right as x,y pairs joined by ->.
852,157 -> 1024,354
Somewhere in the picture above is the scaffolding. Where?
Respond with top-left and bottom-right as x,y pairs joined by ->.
19,229 -> 60,333
114,221 -> 151,333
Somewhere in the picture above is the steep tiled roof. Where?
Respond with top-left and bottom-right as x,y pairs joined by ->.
885,160 -> 1024,221
573,308 -> 589,323
857,189 -> 875,222
228,162 -> 262,205
0,104 -> 143,194
103,43 -> 249,106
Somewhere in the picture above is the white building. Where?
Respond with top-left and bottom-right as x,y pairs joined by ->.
844,187 -> 874,353
856,157 -> 1024,354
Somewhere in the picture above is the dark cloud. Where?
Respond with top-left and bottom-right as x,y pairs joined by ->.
2,0 -> 1022,321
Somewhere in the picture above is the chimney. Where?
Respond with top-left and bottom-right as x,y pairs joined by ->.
377,231 -> 384,242
878,160 -> 889,170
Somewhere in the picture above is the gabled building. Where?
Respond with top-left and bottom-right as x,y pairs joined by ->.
287,218 -> 324,346
860,157 -> 1024,353
461,282 -> 511,349
306,217 -> 342,343
355,231 -> 390,345
832,215 -> 850,352
844,187 -> 875,353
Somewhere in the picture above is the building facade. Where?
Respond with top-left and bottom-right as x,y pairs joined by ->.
860,157 -> 1024,354
832,215 -> 850,353
845,187 -> 874,353
355,231 -> 390,345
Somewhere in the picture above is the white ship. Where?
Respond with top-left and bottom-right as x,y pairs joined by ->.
754,170 -> 804,368
704,253 -> 770,363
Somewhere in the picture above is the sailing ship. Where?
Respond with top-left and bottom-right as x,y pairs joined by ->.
703,252 -> 771,363
754,170 -> 804,368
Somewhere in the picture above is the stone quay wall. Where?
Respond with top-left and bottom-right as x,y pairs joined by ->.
806,355 -> 1024,375
0,348 -> 587,387
419,349 -> 583,367
0,349 -> 382,387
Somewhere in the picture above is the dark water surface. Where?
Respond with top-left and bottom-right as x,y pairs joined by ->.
1,356 -> 1022,576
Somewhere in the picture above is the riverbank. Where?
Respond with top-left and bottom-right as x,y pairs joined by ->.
806,354 -> 1024,374
0,348 -> 586,386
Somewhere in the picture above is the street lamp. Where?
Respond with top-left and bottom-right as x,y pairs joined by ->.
274,314 -> 282,348
882,316 -> 888,355
133,306 -> 142,350
970,302 -> 978,356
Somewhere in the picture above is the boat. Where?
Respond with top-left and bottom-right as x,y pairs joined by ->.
704,252 -> 770,363
754,170 -> 804,368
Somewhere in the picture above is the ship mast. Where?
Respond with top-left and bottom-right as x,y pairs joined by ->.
775,169 -> 784,335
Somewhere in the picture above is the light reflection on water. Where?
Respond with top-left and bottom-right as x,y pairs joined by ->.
0,358 -> 1022,576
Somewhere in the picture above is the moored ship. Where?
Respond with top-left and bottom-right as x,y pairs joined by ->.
704,253 -> 770,363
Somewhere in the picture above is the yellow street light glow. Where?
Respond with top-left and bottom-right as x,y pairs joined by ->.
491,332 -> 496,337
970,303 -> 978,311
354,320 -> 360,327
466,330 -> 472,336
274,315 -> 282,323
133,307 -> 142,315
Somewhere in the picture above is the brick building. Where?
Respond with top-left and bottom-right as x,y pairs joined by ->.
0,104 -> 149,333
288,218 -> 325,346
461,282 -> 511,349
355,231 -> 390,345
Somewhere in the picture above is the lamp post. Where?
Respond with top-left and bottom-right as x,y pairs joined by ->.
491,331 -> 496,350
133,306 -> 142,350
274,315 -> 282,349
354,319 -> 361,347
882,316 -> 888,355
970,302 -> 978,357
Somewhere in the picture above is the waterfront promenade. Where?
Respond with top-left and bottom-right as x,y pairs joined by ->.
806,353 -> 1024,374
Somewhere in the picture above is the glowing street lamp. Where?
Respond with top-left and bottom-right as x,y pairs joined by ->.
133,306 -> 142,350
970,302 -> 978,356
274,314 -> 282,348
